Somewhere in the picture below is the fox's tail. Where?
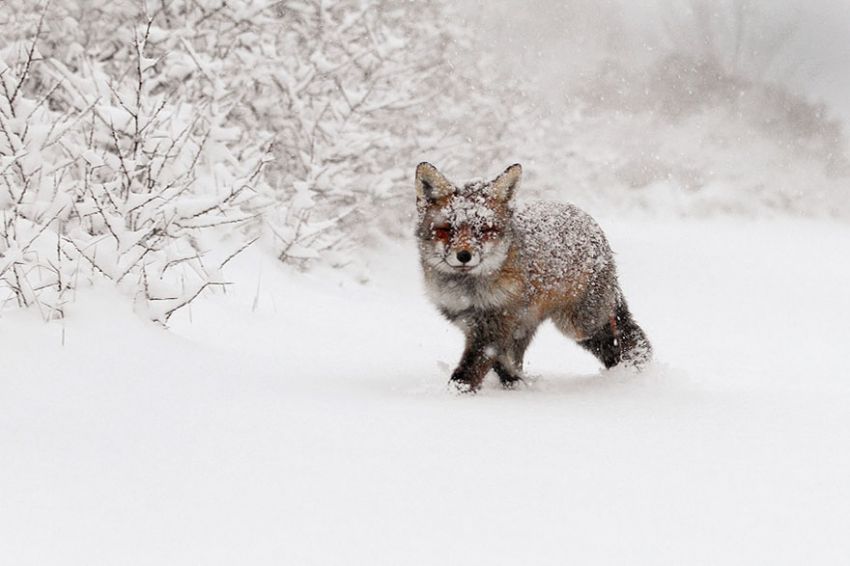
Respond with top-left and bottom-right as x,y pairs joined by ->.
579,297 -> 652,369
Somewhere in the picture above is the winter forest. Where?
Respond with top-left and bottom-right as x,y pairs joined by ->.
3,1 -> 850,564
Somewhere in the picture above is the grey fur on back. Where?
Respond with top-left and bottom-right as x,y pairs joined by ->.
512,201 -> 621,337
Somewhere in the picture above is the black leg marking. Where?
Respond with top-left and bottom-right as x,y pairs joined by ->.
579,301 -> 652,369
493,362 -> 523,388
448,319 -> 497,392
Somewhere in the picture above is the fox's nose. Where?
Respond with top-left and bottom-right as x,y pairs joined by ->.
456,250 -> 472,264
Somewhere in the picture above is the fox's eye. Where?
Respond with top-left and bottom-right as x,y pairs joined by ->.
433,226 -> 451,239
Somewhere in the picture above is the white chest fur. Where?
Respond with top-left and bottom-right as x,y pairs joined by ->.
424,273 -> 520,314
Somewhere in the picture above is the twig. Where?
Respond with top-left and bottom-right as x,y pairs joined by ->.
163,281 -> 232,321
8,0 -> 51,109
219,236 -> 259,269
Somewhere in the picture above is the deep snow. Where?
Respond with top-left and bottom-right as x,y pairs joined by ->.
3,217 -> 850,565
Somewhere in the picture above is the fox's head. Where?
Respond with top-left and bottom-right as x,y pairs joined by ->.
415,162 -> 521,276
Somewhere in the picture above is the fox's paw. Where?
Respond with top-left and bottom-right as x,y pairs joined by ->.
498,374 -> 525,390
493,362 -> 525,390
447,376 -> 478,395
621,339 -> 653,371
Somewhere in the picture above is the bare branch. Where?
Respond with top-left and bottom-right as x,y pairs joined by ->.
9,0 -> 52,108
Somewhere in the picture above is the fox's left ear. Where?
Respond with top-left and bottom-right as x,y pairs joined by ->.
490,163 -> 522,202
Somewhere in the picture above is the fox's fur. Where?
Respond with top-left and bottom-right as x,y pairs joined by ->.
415,162 -> 652,392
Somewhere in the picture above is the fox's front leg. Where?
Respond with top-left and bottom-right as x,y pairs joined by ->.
494,319 -> 537,388
449,324 -> 498,393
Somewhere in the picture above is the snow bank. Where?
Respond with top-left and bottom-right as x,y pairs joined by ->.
3,218 -> 849,565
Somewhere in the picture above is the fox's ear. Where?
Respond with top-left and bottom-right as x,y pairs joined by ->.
416,162 -> 454,204
490,163 -> 522,202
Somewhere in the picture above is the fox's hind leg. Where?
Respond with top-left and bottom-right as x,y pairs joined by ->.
578,301 -> 652,369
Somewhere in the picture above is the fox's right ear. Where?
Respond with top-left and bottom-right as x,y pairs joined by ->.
416,162 -> 454,205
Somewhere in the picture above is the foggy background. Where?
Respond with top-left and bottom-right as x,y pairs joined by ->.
462,0 -> 850,122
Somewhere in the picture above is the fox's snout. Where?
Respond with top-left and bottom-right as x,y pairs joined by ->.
442,225 -> 482,268
444,244 -> 481,269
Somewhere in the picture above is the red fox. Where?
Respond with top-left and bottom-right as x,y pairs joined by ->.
416,162 -> 652,392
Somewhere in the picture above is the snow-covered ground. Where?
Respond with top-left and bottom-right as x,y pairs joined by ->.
3,216 -> 850,565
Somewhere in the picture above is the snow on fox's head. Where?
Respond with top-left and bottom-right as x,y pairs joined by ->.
415,162 -> 520,276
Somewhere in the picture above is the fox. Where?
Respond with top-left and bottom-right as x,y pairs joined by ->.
415,162 -> 652,393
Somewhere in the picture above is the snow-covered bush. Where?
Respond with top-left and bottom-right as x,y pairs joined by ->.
0,3 -> 270,321
193,0 -> 514,257
1,0 -> 519,318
